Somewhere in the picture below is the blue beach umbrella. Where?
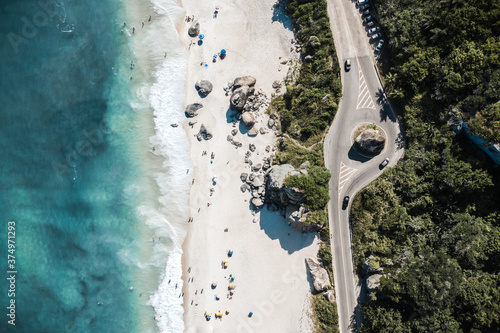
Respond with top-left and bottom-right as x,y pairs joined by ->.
199,34 -> 204,39
221,49 -> 226,55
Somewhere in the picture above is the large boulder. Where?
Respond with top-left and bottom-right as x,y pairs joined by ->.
248,126 -> 259,136
196,124 -> 213,141
266,164 -> 299,191
241,112 -> 256,127
195,80 -> 213,97
286,205 -> 322,232
324,290 -> 336,303
251,197 -> 264,210
354,129 -> 386,155
185,103 -> 203,118
251,175 -> 265,188
367,274 -> 382,291
188,22 -> 200,37
306,258 -> 330,292
230,86 -> 250,111
233,76 -> 256,89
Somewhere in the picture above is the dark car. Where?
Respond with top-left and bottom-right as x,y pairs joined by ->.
345,59 -> 351,71
375,40 -> 385,52
362,10 -> 370,17
342,196 -> 350,210
360,3 -> 371,10
363,16 -> 373,23
380,157 -> 390,168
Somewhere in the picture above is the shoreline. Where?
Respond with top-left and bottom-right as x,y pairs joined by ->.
179,0 -> 320,331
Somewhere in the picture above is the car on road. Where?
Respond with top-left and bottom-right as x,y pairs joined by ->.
362,10 -> 370,17
360,3 -> 371,10
368,26 -> 380,34
380,157 -> 390,168
363,16 -> 373,23
371,32 -> 382,41
345,59 -> 351,71
342,196 -> 350,210
356,0 -> 368,5
375,40 -> 385,53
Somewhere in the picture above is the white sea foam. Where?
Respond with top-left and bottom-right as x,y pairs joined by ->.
140,1 -> 190,332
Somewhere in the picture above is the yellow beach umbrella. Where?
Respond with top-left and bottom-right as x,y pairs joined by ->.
226,308 -> 230,314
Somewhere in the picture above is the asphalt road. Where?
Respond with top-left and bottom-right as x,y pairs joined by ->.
323,0 -> 405,332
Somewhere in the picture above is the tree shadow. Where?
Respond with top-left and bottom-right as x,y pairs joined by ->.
395,132 -> 405,150
258,208 -> 316,254
348,145 -> 375,163
375,88 -> 397,123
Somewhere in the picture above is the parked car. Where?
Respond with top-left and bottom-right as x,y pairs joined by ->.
380,157 -> 390,168
357,0 -> 368,5
375,40 -> 385,52
367,21 -> 375,27
371,32 -> 382,40
360,3 -> 371,10
342,196 -> 350,210
363,16 -> 373,23
345,59 -> 351,71
368,26 -> 380,34
362,10 -> 370,16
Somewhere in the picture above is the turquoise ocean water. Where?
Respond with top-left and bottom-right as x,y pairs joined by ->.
0,0 -> 190,332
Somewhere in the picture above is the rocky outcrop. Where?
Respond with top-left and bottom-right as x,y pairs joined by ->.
286,205 -> 322,232
306,258 -> 330,292
366,274 -> 382,291
283,186 -> 305,205
241,112 -> 256,127
363,255 -> 383,274
267,164 -> 299,190
195,80 -> 213,97
324,290 -> 336,303
196,124 -> 213,141
354,129 -> 386,155
188,21 -> 200,37
240,173 -> 248,182
233,76 -> 256,89
185,103 -> 203,117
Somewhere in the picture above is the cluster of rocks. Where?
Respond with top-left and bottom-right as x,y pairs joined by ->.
229,76 -> 271,137
305,257 -> 331,292
227,135 -> 242,148
239,144 -> 274,210
363,255 -> 393,293
354,128 -> 386,155
267,113 -> 280,131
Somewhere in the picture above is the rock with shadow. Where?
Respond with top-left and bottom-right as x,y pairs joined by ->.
185,103 -> 203,118
188,21 -> 200,37
195,124 -> 213,141
305,257 -> 330,292
195,80 -> 213,97
354,129 -> 385,155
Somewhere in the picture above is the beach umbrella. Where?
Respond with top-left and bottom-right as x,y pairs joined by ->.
228,249 -> 233,257
221,49 -> 226,55
226,308 -> 230,314
248,312 -> 254,317
205,312 -> 210,317
228,284 -> 233,289
213,54 -> 217,58
199,34 -> 204,39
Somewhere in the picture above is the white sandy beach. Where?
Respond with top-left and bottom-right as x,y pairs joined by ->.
179,0 -> 320,332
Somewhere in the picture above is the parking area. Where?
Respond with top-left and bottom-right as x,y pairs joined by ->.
355,0 -> 384,55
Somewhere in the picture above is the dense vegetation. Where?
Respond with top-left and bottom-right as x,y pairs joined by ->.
268,0 -> 343,331
351,0 -> 500,331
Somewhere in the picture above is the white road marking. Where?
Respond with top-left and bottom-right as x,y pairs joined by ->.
356,70 -> 375,110
338,162 -> 357,194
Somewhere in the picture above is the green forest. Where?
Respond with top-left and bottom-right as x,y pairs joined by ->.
351,0 -> 500,332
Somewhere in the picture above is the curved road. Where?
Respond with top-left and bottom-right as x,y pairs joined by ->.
323,0 -> 405,332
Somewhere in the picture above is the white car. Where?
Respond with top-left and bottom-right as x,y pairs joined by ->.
368,27 -> 380,34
